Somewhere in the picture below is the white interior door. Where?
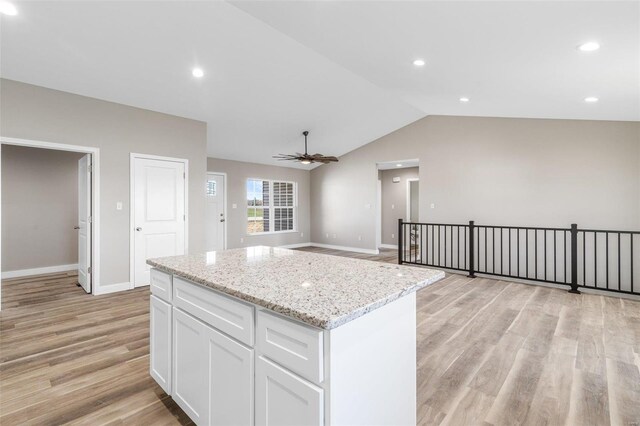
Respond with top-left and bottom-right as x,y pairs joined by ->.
206,173 -> 225,251
77,154 -> 92,293
133,157 -> 186,287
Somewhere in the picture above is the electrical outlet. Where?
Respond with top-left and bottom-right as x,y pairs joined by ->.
326,233 -> 329,239
358,235 -> 362,241
240,237 -> 244,243
232,203 -> 237,209
116,202 -> 123,210
300,232 -> 304,238
430,203 -> 435,209
391,204 -> 395,209
392,233 -> 395,239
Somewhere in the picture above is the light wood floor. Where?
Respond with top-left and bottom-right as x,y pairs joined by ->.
2,250 -> 639,425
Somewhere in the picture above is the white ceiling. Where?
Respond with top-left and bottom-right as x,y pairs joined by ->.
1,1 -> 638,169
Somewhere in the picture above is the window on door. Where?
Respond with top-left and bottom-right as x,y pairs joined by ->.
247,179 -> 296,234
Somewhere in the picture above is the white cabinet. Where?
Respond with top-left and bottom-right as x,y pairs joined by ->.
173,307 -> 208,424
256,356 -> 323,426
150,295 -> 172,394
173,306 -> 254,426
207,325 -> 254,426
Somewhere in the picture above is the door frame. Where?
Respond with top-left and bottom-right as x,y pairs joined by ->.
0,136 -> 101,304
129,153 -> 189,289
207,171 -> 227,251
406,178 -> 419,221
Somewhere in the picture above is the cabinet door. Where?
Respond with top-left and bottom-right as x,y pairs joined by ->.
173,308 -> 207,424
256,356 -> 323,426
150,295 -> 172,394
207,326 -> 254,426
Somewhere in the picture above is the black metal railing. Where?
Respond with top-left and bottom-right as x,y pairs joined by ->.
398,219 -> 639,296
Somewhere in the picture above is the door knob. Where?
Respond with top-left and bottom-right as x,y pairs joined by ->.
74,226 -> 80,230
136,227 -> 142,231
220,219 -> 225,223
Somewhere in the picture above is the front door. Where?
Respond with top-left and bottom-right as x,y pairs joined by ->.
133,157 -> 186,287
77,154 -> 92,293
206,173 -> 225,251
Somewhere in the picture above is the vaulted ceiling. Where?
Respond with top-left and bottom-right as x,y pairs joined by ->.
1,1 -> 638,168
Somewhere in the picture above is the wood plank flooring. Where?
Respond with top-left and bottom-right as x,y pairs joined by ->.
1,250 -> 639,425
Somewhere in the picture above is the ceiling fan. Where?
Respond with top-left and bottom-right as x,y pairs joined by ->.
273,131 -> 338,165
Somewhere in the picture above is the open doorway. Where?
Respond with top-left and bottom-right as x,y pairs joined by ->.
0,137 -> 100,308
376,160 -> 419,251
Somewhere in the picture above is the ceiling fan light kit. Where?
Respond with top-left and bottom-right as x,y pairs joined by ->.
273,130 -> 339,165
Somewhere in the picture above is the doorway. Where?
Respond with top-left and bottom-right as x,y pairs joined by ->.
206,172 -> 226,251
376,160 -> 419,250
0,137 -> 101,307
130,154 -> 188,287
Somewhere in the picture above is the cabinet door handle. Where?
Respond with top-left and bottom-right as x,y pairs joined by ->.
220,219 -> 226,223
136,227 -> 143,232
74,226 -> 80,230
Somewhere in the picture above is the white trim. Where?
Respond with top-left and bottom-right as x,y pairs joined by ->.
207,172 -> 227,250
2,264 -> 79,280
130,153 -> 189,289
310,243 -> 379,255
380,244 -> 398,250
93,281 -> 133,295
278,243 -> 312,249
406,178 -> 419,221
0,136 -> 101,304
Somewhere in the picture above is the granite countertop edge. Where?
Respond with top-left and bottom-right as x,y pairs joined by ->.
148,259 -> 445,330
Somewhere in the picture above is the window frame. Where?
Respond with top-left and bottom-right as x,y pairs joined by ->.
246,178 -> 298,236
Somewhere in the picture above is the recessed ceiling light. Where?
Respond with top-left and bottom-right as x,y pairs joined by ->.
459,97 -> 470,103
192,68 -> 204,78
0,1 -> 18,16
412,59 -> 425,67
584,96 -> 599,103
578,42 -> 600,52
396,163 -> 403,167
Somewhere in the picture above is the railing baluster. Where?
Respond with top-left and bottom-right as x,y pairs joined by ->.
606,232 -> 609,290
631,235 -> 634,294
526,228 -> 529,278
553,229 -> 558,281
533,229 -> 538,279
618,232 -> 621,291
544,230 -> 547,281
594,232 -> 597,287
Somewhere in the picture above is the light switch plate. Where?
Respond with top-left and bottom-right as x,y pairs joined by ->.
232,203 -> 237,209
116,202 -> 123,210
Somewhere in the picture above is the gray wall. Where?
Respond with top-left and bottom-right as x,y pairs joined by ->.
1,145 -> 84,272
311,115 -> 640,251
380,167 -> 419,246
0,79 -> 208,289
207,157 -> 310,248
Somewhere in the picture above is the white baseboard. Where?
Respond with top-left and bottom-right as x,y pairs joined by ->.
94,281 -> 133,295
2,263 -> 78,279
309,243 -> 379,255
379,244 -> 397,250
278,242 -> 312,249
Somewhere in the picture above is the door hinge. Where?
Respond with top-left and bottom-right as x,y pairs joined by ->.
183,172 -> 186,179
88,216 -> 92,223
183,214 -> 186,221
88,164 -> 93,173
88,266 -> 92,274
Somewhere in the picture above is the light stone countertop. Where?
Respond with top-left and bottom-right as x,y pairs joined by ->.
147,246 -> 445,330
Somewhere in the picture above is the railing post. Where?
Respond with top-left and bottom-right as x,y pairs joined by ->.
398,218 -> 404,265
569,223 -> 581,294
467,220 -> 476,278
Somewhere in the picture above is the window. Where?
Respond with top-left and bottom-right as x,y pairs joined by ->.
247,179 -> 296,234
206,180 -> 217,196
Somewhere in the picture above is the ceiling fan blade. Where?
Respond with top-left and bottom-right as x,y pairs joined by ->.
317,156 -> 339,163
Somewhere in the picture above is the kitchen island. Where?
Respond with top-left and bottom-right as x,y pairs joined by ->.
147,246 -> 444,426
